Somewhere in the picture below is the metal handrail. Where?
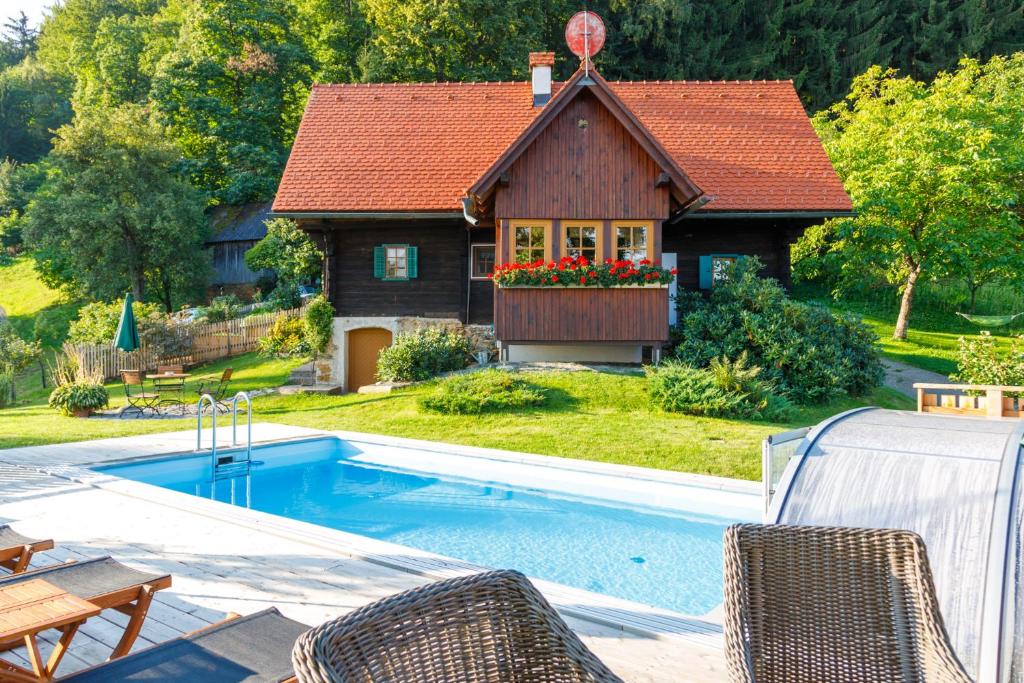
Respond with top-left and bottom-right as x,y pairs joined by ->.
231,391 -> 252,462
196,393 -> 217,464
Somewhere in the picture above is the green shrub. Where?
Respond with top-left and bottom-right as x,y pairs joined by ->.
257,313 -> 310,357
48,381 -> 108,416
138,313 -> 191,358
646,355 -> 793,420
68,300 -> 161,343
0,322 -> 41,405
0,369 -> 13,408
673,257 -> 882,403
951,332 -> 1024,388
377,327 -> 470,382
304,295 -> 333,354
419,370 -> 547,414
202,294 -> 241,323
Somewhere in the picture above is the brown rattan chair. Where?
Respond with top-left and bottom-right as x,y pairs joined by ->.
291,570 -> 624,683
723,523 -> 973,683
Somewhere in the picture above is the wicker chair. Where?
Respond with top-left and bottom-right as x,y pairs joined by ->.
292,570 -> 624,683
723,523 -> 973,683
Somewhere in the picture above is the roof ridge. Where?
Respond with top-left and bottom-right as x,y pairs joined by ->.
311,78 -> 797,91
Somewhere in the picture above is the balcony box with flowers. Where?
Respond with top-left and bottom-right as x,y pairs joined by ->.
492,256 -> 676,345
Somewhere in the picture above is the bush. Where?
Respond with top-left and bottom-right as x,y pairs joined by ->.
673,257 -> 882,403
419,370 -> 547,414
304,295 -> 333,354
138,313 -> 191,358
646,355 -> 793,420
266,282 -> 301,311
0,369 -> 13,409
951,332 -> 1024,388
376,327 -> 470,382
0,322 -> 41,405
257,313 -> 310,357
68,300 -> 161,343
202,294 -> 241,323
48,381 -> 108,416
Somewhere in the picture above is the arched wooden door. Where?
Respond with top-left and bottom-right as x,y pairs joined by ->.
347,328 -> 392,391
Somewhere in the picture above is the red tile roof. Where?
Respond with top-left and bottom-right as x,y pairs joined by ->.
273,78 -> 851,214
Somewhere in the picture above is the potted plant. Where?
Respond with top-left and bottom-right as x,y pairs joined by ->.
48,381 -> 109,417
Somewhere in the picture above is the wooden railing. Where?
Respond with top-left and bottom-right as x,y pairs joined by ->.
914,383 -> 1024,419
67,306 -> 304,381
494,286 -> 669,343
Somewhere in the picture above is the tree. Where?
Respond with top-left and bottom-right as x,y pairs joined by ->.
0,321 -> 41,405
244,218 -> 321,287
806,56 -> 1024,339
0,58 -> 73,163
149,0 -> 311,203
359,0 -> 571,82
22,105 -> 210,311
1,12 -> 38,67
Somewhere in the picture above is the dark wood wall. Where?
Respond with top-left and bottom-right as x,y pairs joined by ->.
468,227 -> 495,324
663,217 -> 814,290
494,90 -> 670,220
317,219 -> 467,319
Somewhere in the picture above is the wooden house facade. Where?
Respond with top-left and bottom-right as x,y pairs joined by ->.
273,52 -> 852,390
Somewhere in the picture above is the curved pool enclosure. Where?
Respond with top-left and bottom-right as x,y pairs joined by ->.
768,408 -> 1024,682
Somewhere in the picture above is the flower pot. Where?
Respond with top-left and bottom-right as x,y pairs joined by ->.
71,408 -> 93,418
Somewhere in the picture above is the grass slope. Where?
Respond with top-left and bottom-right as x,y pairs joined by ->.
0,257 -> 79,345
0,352 -> 912,481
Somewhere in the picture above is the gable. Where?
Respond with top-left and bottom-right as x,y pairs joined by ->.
495,89 -> 671,220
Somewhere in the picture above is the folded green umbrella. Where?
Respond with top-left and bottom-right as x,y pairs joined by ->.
113,292 -> 141,352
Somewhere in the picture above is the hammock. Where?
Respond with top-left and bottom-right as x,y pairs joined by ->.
956,311 -> 1024,327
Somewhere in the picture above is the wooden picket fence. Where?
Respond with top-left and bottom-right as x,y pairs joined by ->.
66,306 -> 304,381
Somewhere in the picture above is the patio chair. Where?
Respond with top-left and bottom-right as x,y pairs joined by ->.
291,569 -> 624,683
723,523 -> 973,683
195,368 -> 233,413
60,608 -> 308,682
153,364 -> 186,411
120,370 -> 160,417
0,524 -> 54,574
0,556 -> 172,659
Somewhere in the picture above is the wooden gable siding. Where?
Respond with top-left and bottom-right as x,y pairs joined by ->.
319,219 -> 469,320
494,90 -> 670,220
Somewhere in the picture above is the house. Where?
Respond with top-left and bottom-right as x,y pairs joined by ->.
272,52 -> 852,391
206,204 -> 272,295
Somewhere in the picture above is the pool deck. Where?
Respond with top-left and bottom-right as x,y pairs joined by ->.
0,423 -> 732,681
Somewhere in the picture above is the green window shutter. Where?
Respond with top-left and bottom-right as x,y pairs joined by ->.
699,255 -> 712,290
373,246 -> 385,279
407,246 -> 418,279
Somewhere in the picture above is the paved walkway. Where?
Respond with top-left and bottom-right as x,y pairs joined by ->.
0,426 -> 728,681
881,358 -> 951,398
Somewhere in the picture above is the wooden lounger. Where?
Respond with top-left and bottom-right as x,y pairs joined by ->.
0,557 -> 172,659
0,525 -> 54,574
58,608 -> 308,682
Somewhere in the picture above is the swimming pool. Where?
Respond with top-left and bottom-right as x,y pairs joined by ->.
95,436 -> 758,615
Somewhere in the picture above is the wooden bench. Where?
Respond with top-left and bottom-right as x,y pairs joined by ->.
913,383 -> 1024,419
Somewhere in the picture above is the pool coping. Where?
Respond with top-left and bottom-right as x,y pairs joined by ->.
0,423 -> 759,648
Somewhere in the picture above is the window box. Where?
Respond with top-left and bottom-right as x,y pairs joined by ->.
492,255 -> 677,288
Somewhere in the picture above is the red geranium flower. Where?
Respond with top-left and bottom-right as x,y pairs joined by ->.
551,275 -> 558,283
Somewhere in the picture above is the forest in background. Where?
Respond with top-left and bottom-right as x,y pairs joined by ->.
0,0 -> 1022,325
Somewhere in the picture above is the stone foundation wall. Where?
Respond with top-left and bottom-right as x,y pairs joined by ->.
318,317 -> 496,391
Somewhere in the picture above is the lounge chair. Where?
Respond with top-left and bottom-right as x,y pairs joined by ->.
291,569 -> 624,683
195,368 -> 233,413
0,525 -> 54,574
723,523 -> 972,683
120,370 -> 160,417
60,608 -> 307,682
0,556 -> 172,659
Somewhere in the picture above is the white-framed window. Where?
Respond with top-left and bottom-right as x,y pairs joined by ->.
470,244 -> 496,279
711,255 -> 737,284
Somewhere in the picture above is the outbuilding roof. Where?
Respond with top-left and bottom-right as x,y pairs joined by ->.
273,73 -> 851,215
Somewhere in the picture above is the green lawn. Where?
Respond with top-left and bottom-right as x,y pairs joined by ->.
793,288 -> 1021,376
0,351 -> 912,481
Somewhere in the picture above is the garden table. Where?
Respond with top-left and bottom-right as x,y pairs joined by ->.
0,579 -> 100,682
152,371 -> 191,411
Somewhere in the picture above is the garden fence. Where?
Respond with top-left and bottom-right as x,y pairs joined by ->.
66,305 -> 304,381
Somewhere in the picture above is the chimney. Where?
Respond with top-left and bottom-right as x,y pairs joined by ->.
529,52 -> 554,106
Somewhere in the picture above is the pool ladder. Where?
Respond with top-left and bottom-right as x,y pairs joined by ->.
196,391 -> 255,480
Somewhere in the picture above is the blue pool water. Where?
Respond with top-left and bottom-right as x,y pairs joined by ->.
96,438 -> 749,615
